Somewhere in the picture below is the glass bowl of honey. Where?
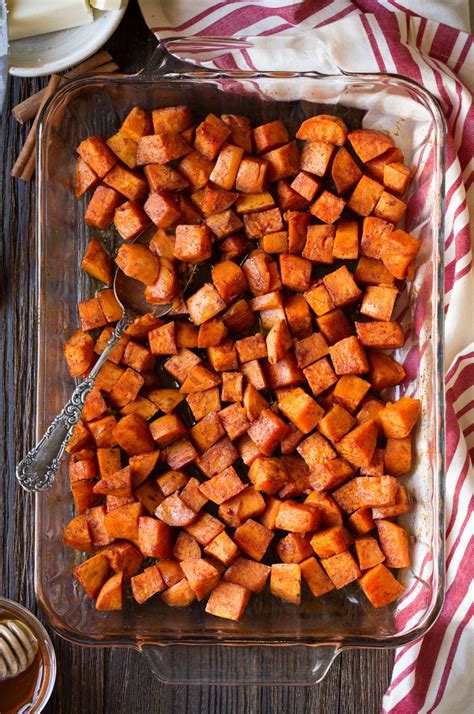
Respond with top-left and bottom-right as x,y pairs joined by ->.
0,598 -> 56,713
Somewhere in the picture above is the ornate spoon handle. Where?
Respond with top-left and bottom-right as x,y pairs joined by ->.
16,313 -> 134,492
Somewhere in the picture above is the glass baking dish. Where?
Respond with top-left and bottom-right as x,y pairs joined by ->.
33,48 -> 446,685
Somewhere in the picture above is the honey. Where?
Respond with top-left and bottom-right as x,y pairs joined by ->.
0,651 -> 43,714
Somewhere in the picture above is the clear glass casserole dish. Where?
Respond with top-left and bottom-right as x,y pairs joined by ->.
33,50 -> 446,685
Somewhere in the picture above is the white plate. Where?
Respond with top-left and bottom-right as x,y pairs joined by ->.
8,3 -> 128,77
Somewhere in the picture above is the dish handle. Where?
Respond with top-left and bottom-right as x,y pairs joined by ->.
140,643 -> 341,686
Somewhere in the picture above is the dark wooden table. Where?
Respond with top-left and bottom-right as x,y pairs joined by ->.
0,3 -> 393,711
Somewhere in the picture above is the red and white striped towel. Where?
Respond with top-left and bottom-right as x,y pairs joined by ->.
138,1 -> 473,710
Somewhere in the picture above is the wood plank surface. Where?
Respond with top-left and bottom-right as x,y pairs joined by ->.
0,3 -> 394,711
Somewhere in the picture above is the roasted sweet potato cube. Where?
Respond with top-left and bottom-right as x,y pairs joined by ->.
197,318 -> 227,348
180,558 -> 220,601
360,216 -> 393,260
208,340 -> 239,372
279,254 -> 312,292
113,414 -> 155,455
63,514 -> 93,551
360,286 -> 398,322
336,420 -> 377,468
75,157 -> 99,197
131,565 -> 165,604
71,480 -> 98,513
310,191 -> 345,225
97,289 -> 122,323
173,531 -> 201,561
275,501 -> 320,533
218,402 -> 250,441
253,120 -> 289,154
355,536 -> 385,570
137,132 -> 191,165
290,171 -> 320,202
102,541 -> 143,581
85,185 -> 123,229
237,434 -> 262,468
122,341 -> 155,373
284,295 -> 312,338
184,512 -> 225,547
359,563 -> 404,607
276,533 -> 313,564
318,405 -> 357,443
301,557 -> 335,597
95,448 -> 120,480
303,282 -> 334,318
210,261 -> 247,305
178,477 -> 207,514
205,581 -> 250,621
164,348 -> 202,384
81,238 -> 113,285
161,578 -> 196,607
221,372 -> 243,403
278,179 -> 309,211
103,502 -> 143,541
348,129 -> 394,163
355,256 -> 395,286
303,357 -> 337,396
64,330 -> 94,378
186,386 -> 221,421
355,475 -> 398,510
189,412 -> 225,452
173,224 -> 212,263
67,419 -> 94,455
220,114 -> 252,152
198,466 -> 245,506
243,208 -> 284,241
218,486 -> 265,528
247,409 -> 289,456
155,492 -> 197,527
137,515 -> 172,558
234,519 -> 273,561
206,209 -> 243,239
309,457 -> 355,492
297,431 -> 336,469
384,436 -> 411,477
376,520 -> 410,568
383,162 -> 411,196
69,455 -> 97,483
260,230 -> 288,254
74,553 -> 110,599
258,496 -> 281,530
151,105 -> 192,135
379,229 -> 420,280
333,375 -> 370,414
194,114 -> 231,160
150,413 -> 187,447
223,557 -> 269,592
379,397 -> 421,438
108,368 -> 145,408
93,465 -> 132,497
374,191 -> 406,224
321,550 -> 361,589
177,150 -> 214,191
347,507 -> 375,535
121,397 -> 158,420
347,176 -> 384,217
156,560 -> 184,588
355,321 -> 404,350
300,141 -> 334,177
332,219 -> 359,260
265,353 -> 305,389
156,469 -> 188,497
198,436 -> 239,477
302,225 -> 335,264
270,563 -> 301,604
368,351 -> 405,391
117,107 -> 152,143
234,156 -> 267,193
115,243 -> 160,286
356,398 -> 385,435
77,297 -> 107,333
372,481 -> 411,519
223,299 -> 256,335
331,146 -> 363,195
180,365 -> 220,394
296,114 -> 347,144
323,266 -> 362,308
88,415 -> 118,448
304,492 -> 343,527
365,146 -> 404,182
175,321 -> 198,349
77,135 -> 117,178
310,525 -> 353,559
107,131 -> 138,169
235,333 -> 267,364
263,141 -> 300,182
208,144 -> 244,190
147,322 -> 177,356
104,164 -> 148,203
248,456 -> 287,495
144,163 -> 189,193
266,320 -> 293,365
278,388 -> 324,434
186,283 -> 226,326
329,336 -> 369,376
144,191 -> 181,229
359,446 -> 384,477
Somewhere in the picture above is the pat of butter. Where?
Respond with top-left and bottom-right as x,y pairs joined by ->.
7,0 -> 94,41
90,0 -> 124,9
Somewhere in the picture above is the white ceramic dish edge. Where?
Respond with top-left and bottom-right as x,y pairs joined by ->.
8,3 -> 128,77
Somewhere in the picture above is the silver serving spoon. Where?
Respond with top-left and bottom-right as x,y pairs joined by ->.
16,229 -> 197,493
0,619 -> 38,682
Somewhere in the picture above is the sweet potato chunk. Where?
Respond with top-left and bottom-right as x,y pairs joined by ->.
355,536 -> 385,570
195,114 -> 231,160
297,431 -> 336,469
185,512 -> 225,546
303,357 -> 337,396
336,420 -> 378,468
144,191 -> 181,229
276,533 -> 313,564
177,150 -> 214,190
301,557 -> 335,597
360,286 -> 398,322
85,186 -> 122,229
75,157 -> 99,197
318,405 -> 356,443
297,114 -> 347,145
190,411 -> 225,452
384,436 -> 412,477
310,525 -> 353,559
355,321 -> 404,350
138,516 -> 172,558
376,520 -> 411,568
323,266 -> 362,308
347,175 -> 384,216
379,229 -> 420,280
348,129 -> 394,163
383,162 -> 411,196
278,388 -> 324,434
74,553 -> 110,600
208,340 -> 239,371
148,322 -> 177,356
144,163 -> 189,192
221,114 -> 252,152
329,336 -> 369,376
173,224 -> 212,262
198,436 -> 239,477
221,371 -> 244,403
302,224 -> 335,264
310,191 -> 345,225
180,558 -> 221,601
103,502 -> 143,540
77,136 -> 117,178
131,565 -> 165,604
374,191 -> 406,224
247,456 -> 287,495
331,147 -> 363,195
270,563 -> 301,604
186,283 -> 226,326
82,238 -> 113,285
205,581 -> 250,621
211,260 -> 247,304
161,578 -> 196,607
64,330 -> 94,378
113,414 -> 155,455
360,216 -> 393,260
247,409 -> 289,456
368,351 -> 405,390
347,507 -> 375,535
300,141 -> 334,177
359,563 -> 404,607
234,519 -> 273,561
379,397 -> 421,438
63,514 -> 93,551
275,500 -> 320,533
321,550 -> 361,589
263,141 -> 300,182
137,133 -> 191,165
305,492 -> 343,527
224,557 -> 270,593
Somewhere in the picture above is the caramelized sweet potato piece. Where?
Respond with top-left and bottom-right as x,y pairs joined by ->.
74,553 -> 110,599
275,500 -> 320,533
348,129 -> 394,163
359,563 -> 404,607
205,581 -> 250,621
85,186 -> 122,229
279,388 -> 324,434
248,456 -> 288,495
376,520 -> 411,568
137,133 -> 191,165
300,141 -> 334,177
379,397 -> 421,438
64,330 -> 94,378
302,224 -> 335,264
355,320 -> 404,350
247,409 -> 289,456
131,564 -> 166,604
263,141 -> 300,182
234,519 -> 273,561
270,563 -> 301,604
347,175 -> 384,216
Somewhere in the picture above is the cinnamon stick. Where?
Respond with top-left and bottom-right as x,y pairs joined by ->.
12,51 -> 114,124
11,74 -> 62,180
